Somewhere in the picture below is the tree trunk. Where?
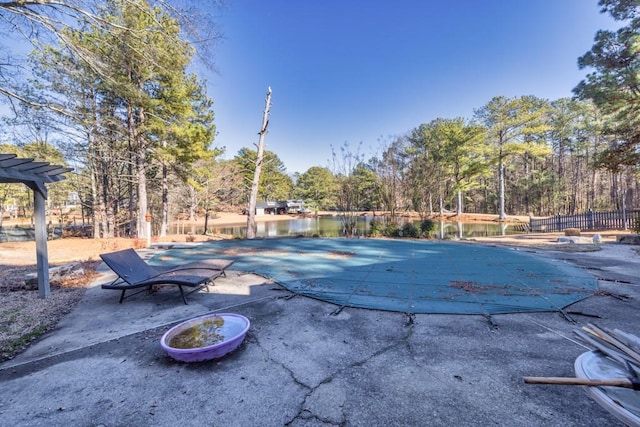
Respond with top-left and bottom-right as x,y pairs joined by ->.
498,152 -> 506,220
429,193 -> 433,217
247,87 -> 272,239
128,103 -> 147,239
203,209 -> 209,235
90,157 -> 100,238
127,135 -> 135,237
136,144 -> 148,239
106,169 -> 116,238
160,156 -> 168,237
188,185 -> 196,221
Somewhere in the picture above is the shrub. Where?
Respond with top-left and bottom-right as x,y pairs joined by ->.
401,222 -> 420,238
370,218 -> 429,239
420,219 -> 436,238
382,224 -> 400,237
369,218 -> 383,237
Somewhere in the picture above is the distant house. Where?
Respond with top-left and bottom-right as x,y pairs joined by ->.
254,199 -> 308,215
255,201 -> 282,215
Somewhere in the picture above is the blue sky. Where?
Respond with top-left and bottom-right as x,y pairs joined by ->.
206,0 -> 619,174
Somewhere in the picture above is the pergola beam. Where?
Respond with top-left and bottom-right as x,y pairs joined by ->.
0,158 -> 33,168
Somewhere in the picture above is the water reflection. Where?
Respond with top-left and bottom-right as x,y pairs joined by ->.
437,220 -> 512,238
171,216 -> 524,239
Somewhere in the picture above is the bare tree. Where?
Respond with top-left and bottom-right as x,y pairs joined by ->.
330,141 -> 365,237
246,87 -> 272,239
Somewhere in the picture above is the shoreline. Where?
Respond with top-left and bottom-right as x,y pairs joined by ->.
0,211 -> 630,267
178,211 -> 532,227
2,211 -> 533,230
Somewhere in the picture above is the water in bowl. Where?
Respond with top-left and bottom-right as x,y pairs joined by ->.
169,316 -> 226,349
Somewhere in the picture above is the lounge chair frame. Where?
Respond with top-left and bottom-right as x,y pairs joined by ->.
100,248 -> 234,304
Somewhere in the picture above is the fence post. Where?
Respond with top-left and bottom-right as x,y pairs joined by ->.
587,210 -> 593,230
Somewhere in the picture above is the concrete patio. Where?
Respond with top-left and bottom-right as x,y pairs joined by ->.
1,241 -> 639,426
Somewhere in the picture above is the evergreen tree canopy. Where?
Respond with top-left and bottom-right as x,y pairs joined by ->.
574,0 -> 640,164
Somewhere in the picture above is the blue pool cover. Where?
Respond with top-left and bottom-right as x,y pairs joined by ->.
151,238 -> 597,315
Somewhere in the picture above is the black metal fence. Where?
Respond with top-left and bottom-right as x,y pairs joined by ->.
529,210 -> 640,233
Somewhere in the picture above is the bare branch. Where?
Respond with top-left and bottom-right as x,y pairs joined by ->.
0,85 -> 73,118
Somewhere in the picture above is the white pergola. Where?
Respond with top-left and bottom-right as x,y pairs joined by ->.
0,154 -> 72,298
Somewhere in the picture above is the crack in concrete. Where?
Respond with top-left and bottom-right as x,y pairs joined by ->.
275,320 -> 415,426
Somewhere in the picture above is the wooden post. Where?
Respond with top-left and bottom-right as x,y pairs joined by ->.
623,193 -> 628,230
33,185 -> 50,298
247,87 -> 272,239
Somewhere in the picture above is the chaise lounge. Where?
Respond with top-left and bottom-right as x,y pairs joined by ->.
100,248 -> 234,304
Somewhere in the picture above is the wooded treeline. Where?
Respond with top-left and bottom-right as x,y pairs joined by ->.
1,0 -> 639,237
0,0 -> 222,237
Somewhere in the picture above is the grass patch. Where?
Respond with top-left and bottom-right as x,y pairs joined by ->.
1,324 -> 50,362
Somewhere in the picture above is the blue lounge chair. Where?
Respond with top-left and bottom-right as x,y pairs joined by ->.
100,248 -> 234,304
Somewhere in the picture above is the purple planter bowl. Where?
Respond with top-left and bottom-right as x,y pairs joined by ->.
160,313 -> 250,363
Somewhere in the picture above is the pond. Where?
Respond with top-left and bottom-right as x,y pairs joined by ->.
0,224 -> 63,242
171,215 -> 527,239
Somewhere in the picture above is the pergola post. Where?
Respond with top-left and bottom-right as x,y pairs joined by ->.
33,186 -> 50,298
0,154 -> 71,299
